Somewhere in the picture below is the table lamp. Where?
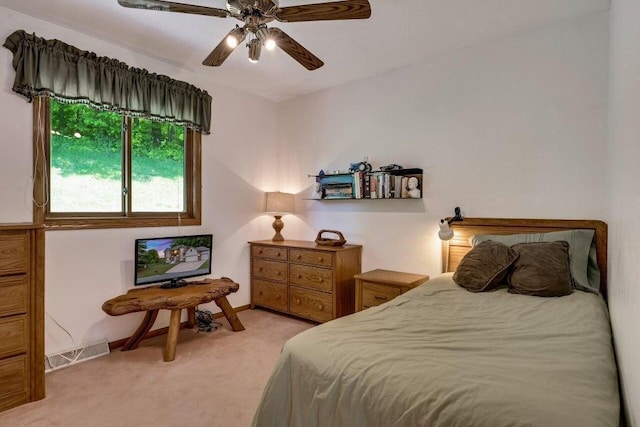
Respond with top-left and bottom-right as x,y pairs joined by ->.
264,192 -> 294,241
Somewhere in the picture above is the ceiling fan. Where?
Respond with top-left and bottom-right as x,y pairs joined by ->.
117,0 -> 372,70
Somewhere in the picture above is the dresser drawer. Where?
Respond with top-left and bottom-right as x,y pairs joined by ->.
252,259 -> 287,283
251,246 -> 288,261
0,315 -> 28,359
0,354 -> 29,412
290,286 -> 333,323
0,233 -> 29,276
252,279 -> 288,311
362,282 -> 401,309
290,264 -> 332,292
290,249 -> 333,268
0,276 -> 28,318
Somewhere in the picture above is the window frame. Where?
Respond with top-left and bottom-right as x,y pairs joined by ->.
33,97 -> 202,230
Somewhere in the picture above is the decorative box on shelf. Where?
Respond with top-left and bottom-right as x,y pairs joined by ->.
310,167 -> 423,200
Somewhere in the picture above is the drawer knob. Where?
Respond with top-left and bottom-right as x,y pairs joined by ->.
318,278 -> 324,283
259,291 -> 263,296
277,252 -> 281,257
258,268 -> 263,272
297,274 -> 302,279
258,249 -> 263,254
276,271 -> 281,276
318,257 -> 324,262
374,295 -> 388,301
297,255 -> 302,260
276,295 -> 281,300
296,298 -> 301,305
318,304 -> 323,311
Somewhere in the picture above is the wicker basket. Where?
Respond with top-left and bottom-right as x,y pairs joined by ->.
315,230 -> 347,246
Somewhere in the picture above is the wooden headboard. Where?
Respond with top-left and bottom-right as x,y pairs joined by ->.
442,218 -> 608,298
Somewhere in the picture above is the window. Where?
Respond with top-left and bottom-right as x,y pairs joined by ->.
6,31 -> 210,230
34,98 -> 201,229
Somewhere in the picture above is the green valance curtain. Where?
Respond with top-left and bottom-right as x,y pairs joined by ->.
3,30 -> 212,134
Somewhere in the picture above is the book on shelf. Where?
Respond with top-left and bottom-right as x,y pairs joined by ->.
363,172 -> 371,198
394,175 -> 403,199
369,174 -> 377,199
401,176 -> 409,198
324,196 -> 353,200
324,186 -> 352,194
385,174 -> 391,199
352,171 -> 365,199
368,172 -> 392,199
324,184 -> 353,199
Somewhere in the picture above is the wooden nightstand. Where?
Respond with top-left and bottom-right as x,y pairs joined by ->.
355,269 -> 429,311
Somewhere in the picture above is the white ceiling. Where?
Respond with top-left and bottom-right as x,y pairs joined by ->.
0,0 -> 610,102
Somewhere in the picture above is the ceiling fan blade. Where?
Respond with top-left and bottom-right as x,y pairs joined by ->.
270,28 -> 324,71
202,31 -> 237,67
117,0 -> 229,18
275,0 -> 371,23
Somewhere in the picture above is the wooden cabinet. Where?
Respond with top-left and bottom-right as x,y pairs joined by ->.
355,269 -> 428,312
250,240 -> 362,323
0,224 -> 44,412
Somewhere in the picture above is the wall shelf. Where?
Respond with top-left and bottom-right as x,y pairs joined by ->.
310,168 -> 423,201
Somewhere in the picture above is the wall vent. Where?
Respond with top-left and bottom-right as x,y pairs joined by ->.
45,340 -> 110,372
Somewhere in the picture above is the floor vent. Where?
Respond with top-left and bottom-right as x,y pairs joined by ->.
45,340 -> 110,372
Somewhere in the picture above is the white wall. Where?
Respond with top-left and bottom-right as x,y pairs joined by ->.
0,7 -> 280,354
608,0 -> 640,424
279,13 -> 610,278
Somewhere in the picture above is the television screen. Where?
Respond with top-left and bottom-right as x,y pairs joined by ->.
135,234 -> 213,288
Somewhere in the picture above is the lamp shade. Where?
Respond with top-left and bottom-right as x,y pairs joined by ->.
265,192 -> 294,215
248,38 -> 262,63
438,221 -> 454,241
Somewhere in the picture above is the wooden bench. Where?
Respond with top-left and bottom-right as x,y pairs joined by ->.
102,278 -> 245,362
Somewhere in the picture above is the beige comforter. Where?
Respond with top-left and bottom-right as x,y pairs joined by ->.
252,274 -> 619,427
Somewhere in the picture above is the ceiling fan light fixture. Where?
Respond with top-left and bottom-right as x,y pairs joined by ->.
256,25 -> 276,51
118,0 -> 373,70
248,38 -> 262,63
264,38 -> 277,51
226,26 -> 246,49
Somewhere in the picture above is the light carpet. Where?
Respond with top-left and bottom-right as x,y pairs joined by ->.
0,309 -> 312,427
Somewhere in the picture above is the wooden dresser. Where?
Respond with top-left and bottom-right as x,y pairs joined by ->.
249,240 -> 362,323
0,224 -> 45,412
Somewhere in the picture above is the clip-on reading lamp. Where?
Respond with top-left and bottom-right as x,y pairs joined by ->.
438,207 -> 464,241
439,207 -> 464,272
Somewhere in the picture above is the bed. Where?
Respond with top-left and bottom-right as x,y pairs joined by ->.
252,218 -> 620,427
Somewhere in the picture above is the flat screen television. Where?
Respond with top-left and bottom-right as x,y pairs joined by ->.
135,234 -> 213,288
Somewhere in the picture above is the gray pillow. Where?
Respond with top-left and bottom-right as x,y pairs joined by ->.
453,241 -> 519,292
508,242 -> 573,297
470,230 -> 599,294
